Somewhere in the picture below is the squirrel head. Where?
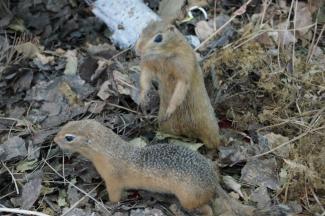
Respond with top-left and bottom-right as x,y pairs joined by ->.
135,21 -> 186,58
54,120 -> 110,152
54,120 -> 93,152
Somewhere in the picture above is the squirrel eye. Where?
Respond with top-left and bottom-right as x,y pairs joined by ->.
64,134 -> 76,142
154,34 -> 163,43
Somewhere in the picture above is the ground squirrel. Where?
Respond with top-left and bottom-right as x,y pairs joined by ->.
135,21 -> 220,149
54,119 -> 220,215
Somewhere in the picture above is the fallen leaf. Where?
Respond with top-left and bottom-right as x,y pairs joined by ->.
58,82 -> 80,106
16,159 -> 38,172
97,80 -> 112,100
155,131 -> 195,142
58,189 -> 67,207
271,21 -> 297,46
250,186 -> 271,209
241,158 -> 280,190
13,70 -> 34,93
85,100 -> 106,114
169,139 -> 203,151
64,50 -> 78,75
85,43 -> 116,55
35,53 -> 54,65
294,2 -> 313,37
40,186 -> 55,196
15,42 -> 40,58
188,0 -> 208,8
195,20 -> 214,41
158,0 -> 186,22
283,159 -> 318,179
263,132 -> 291,157
0,136 -> 27,161
91,59 -> 108,82
129,137 -> 148,148
308,0 -> 324,14
223,175 -> 245,199
113,70 -> 135,96
21,170 -> 43,209
8,18 -> 27,32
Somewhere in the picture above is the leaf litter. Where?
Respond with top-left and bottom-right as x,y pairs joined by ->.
0,0 -> 324,215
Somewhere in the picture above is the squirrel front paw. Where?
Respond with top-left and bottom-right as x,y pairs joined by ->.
160,106 -> 175,122
139,92 -> 150,113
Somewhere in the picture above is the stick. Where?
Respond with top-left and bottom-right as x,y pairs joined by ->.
0,207 -> 50,216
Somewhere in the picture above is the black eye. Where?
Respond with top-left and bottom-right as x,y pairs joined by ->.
154,34 -> 163,43
64,134 -> 76,142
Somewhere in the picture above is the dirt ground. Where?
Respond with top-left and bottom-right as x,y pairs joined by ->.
0,0 -> 324,215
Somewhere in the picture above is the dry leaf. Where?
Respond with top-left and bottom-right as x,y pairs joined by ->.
85,42 -> 115,55
188,0 -> 208,7
58,82 -> 80,106
0,136 -> 27,161
195,20 -> 214,41
223,175 -> 245,199
35,53 -> 54,65
129,137 -> 148,148
97,80 -> 111,100
169,139 -> 203,151
272,21 -> 297,46
294,2 -> 313,37
308,0 -> 324,14
158,0 -> 186,22
21,170 -> 43,209
15,42 -> 40,58
283,159 -> 318,179
112,70 -> 134,96
264,132 -> 291,157
64,50 -> 78,75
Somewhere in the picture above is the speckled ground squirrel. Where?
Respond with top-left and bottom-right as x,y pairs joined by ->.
135,21 -> 220,149
54,119 -> 220,215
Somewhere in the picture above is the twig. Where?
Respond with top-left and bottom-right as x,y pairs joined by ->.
251,126 -> 325,158
0,207 -> 50,216
260,0 -> 271,27
307,24 -> 325,63
1,162 -> 19,195
310,187 -> 325,213
43,160 -> 111,214
194,0 -> 253,51
232,23 -> 316,49
292,0 -> 298,73
307,9 -> 319,62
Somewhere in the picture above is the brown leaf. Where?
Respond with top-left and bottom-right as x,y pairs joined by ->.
21,170 -> 43,209
0,136 -> 27,161
295,2 -> 313,37
158,0 -> 186,22
195,20 -> 214,41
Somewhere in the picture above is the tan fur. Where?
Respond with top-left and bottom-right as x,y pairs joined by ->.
54,120 -> 218,215
135,21 -> 220,149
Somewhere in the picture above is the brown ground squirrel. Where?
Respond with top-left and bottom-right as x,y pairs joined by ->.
135,21 -> 220,149
54,119 -> 219,215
